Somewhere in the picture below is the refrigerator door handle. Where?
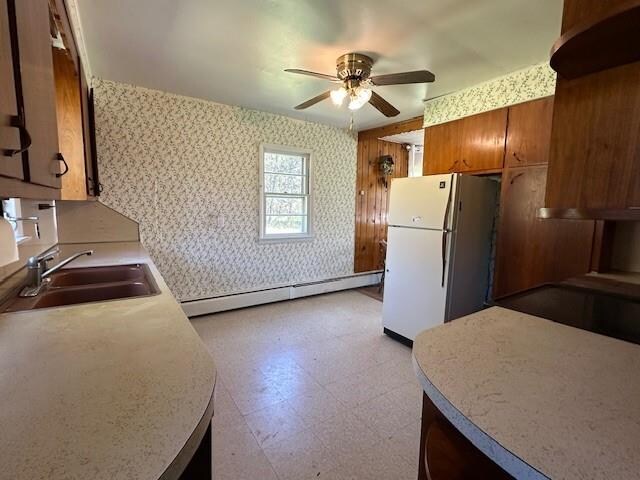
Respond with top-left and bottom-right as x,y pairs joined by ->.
441,230 -> 450,287
440,174 -> 454,287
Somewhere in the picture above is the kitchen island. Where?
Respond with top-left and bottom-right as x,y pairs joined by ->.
413,306 -> 640,479
0,242 -> 216,479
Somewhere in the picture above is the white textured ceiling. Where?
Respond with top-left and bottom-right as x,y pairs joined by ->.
380,129 -> 425,146
75,0 -> 562,130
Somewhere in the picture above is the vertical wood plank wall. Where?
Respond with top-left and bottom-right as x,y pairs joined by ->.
354,138 -> 409,272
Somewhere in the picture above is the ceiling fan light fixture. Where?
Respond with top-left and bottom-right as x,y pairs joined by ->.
330,87 -> 348,106
348,87 -> 372,111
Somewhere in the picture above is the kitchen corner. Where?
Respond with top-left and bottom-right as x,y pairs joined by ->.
0,241 -> 216,479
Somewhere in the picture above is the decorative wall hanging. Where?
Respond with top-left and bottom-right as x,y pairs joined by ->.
378,155 -> 394,189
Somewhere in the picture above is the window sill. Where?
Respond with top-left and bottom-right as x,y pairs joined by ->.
258,235 -> 315,244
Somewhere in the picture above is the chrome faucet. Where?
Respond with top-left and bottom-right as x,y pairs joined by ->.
20,248 -> 94,297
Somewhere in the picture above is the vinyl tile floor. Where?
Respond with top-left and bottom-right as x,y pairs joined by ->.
191,290 -> 423,480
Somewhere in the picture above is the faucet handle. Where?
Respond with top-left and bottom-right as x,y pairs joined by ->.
37,247 -> 59,262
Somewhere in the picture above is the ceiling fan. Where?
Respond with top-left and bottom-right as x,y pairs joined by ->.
285,53 -> 435,117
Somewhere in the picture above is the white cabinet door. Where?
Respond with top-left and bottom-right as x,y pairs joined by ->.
382,226 -> 448,341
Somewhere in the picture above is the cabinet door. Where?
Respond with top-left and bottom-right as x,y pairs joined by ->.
15,0 -> 61,188
423,121 -> 461,175
458,108 -> 507,172
424,108 -> 507,175
0,0 -> 23,180
505,97 -> 554,168
79,61 -> 98,197
53,48 -> 86,200
493,165 -> 595,298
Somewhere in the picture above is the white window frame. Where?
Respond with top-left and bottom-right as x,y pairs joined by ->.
259,143 -> 314,243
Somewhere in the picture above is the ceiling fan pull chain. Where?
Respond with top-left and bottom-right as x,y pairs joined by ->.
349,113 -> 354,131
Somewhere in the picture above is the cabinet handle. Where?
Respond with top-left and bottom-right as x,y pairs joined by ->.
55,153 -> 69,177
512,152 -> 522,162
2,115 -> 32,157
462,158 -> 470,168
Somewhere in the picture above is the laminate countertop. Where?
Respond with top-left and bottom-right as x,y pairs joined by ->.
412,306 -> 640,480
0,242 -> 216,480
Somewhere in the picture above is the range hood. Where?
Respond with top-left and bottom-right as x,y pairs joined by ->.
538,208 -> 640,221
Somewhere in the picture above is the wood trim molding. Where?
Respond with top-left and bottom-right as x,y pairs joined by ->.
538,207 -> 640,221
357,116 -> 424,140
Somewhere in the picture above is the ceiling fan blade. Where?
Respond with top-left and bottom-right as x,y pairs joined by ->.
369,91 -> 400,117
370,70 -> 435,86
285,69 -> 340,82
294,91 -> 332,110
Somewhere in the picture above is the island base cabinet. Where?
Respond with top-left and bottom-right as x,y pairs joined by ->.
418,393 -> 512,480
179,422 -> 212,479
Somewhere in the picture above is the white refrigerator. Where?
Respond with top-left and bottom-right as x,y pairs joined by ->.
382,173 -> 498,343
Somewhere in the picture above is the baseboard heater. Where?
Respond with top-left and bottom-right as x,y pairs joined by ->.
181,272 -> 382,318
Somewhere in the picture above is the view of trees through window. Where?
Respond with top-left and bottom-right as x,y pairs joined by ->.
262,150 -> 310,236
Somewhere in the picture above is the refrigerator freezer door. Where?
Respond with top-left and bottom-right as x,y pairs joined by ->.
382,226 -> 448,341
388,174 -> 457,230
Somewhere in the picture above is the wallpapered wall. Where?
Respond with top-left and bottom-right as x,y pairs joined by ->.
423,62 -> 557,126
93,79 -> 357,301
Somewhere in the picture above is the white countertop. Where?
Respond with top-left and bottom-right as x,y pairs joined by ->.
412,306 -> 640,480
0,242 -> 216,480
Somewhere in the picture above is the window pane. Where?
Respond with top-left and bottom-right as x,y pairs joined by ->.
264,152 -> 305,175
265,215 -> 307,235
265,173 -> 305,194
266,196 -> 306,215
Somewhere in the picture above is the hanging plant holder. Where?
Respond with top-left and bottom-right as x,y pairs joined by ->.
378,155 -> 395,189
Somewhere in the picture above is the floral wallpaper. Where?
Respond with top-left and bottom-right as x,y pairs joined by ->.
93,79 -> 357,301
423,62 -> 557,126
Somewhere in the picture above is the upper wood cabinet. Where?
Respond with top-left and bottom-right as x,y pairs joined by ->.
544,0 -> 640,214
15,0 -> 61,189
424,108 -> 507,175
0,0 -> 23,181
504,97 -> 554,168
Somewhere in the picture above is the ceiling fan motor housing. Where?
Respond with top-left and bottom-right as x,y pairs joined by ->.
336,53 -> 374,82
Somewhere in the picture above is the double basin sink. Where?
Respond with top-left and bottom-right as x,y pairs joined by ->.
2,264 -> 160,312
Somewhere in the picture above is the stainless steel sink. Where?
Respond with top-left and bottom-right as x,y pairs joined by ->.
2,264 -> 160,312
49,264 -> 146,287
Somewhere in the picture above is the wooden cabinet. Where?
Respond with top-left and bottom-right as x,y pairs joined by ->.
53,48 -> 88,200
424,108 -> 507,175
0,0 -> 98,200
418,392 -> 512,480
544,0 -> 640,213
14,0 -> 61,189
0,0 -> 23,180
504,97 -> 554,167
493,165 -> 595,298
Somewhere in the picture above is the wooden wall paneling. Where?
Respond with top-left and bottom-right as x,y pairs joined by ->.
354,138 -> 409,272
14,0 -> 61,189
493,165 -> 595,298
52,48 -> 86,200
0,0 -> 23,180
545,61 -> 640,209
505,97 -> 554,167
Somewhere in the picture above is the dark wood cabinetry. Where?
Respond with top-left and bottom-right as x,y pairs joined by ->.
494,165 -> 595,298
419,392 -> 512,480
14,0 -> 61,189
504,97 -> 554,167
424,108 -> 507,175
544,0 -> 640,214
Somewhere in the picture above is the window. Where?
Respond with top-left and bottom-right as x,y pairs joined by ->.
259,144 -> 312,241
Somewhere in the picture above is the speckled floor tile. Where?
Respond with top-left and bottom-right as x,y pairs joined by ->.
194,290 -> 421,479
